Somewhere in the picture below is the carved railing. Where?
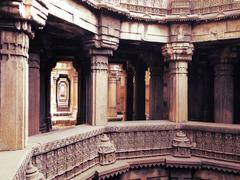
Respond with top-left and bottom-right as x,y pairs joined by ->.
11,121 -> 240,179
191,0 -> 240,15
94,0 -> 240,17
119,0 -> 169,16
182,122 -> 240,164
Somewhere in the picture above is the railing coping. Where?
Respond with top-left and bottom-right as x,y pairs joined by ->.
0,121 -> 239,179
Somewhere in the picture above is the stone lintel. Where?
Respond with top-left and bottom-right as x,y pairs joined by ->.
170,24 -> 192,43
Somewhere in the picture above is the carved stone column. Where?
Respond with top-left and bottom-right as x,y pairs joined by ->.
87,49 -> 113,125
162,43 -> 194,123
0,28 -> 30,150
108,65 -> 118,119
149,65 -> 164,120
84,13 -> 120,125
134,61 -> 147,120
212,48 -> 237,124
29,53 -> 40,136
0,0 -> 48,150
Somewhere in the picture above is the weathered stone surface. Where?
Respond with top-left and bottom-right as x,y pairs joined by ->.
98,134 -> 116,165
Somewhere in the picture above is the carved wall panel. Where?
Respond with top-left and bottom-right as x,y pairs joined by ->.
12,122 -> 240,179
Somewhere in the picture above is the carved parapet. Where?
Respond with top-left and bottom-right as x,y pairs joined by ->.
172,131 -> 192,158
98,134 -> 116,165
162,42 -> 194,62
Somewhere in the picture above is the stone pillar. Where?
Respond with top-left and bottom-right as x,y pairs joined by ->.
72,74 -> 78,120
87,49 -> 113,125
0,29 -> 30,150
0,0 -> 48,149
28,53 -> 40,136
149,65 -> 164,120
126,67 -> 134,120
108,67 -> 118,119
77,60 -> 90,125
134,61 -> 146,120
162,43 -> 194,123
0,0 -> 49,149
212,48 -> 237,124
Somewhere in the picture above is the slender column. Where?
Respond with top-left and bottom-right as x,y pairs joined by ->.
77,61 -> 89,125
108,67 -> 118,118
126,68 -> 134,120
0,29 -> 30,150
162,43 -> 194,123
50,74 -> 58,117
88,49 -> 112,125
149,65 -> 164,120
40,62 -> 46,132
28,53 -> 40,136
212,48 -> 236,124
134,61 -> 146,120
72,74 -> 78,120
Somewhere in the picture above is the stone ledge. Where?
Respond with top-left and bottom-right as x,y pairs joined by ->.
0,121 -> 239,179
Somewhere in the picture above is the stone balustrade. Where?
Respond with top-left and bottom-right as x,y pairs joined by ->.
86,0 -> 240,17
4,121 -> 239,179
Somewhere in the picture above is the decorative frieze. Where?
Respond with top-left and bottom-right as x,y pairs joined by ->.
8,122 -> 239,179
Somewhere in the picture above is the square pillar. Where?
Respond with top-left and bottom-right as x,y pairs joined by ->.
133,61 -> 147,120
211,47 -> 237,124
88,49 -> 113,126
0,30 -> 29,150
28,53 -> 40,136
149,65 -> 164,120
162,43 -> 194,123
108,65 -> 118,119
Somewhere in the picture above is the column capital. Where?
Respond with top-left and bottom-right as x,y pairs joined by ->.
84,34 -> 119,54
0,0 -> 49,38
162,42 -> 194,62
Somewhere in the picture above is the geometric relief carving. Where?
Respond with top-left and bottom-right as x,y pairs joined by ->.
27,124 -> 240,179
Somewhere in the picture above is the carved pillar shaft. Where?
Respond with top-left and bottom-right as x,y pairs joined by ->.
149,66 -> 164,120
214,63 -> 234,124
88,50 -> 112,125
108,72 -> 118,118
0,30 -> 29,150
28,53 -> 40,136
168,61 -> 188,122
162,43 -> 194,123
